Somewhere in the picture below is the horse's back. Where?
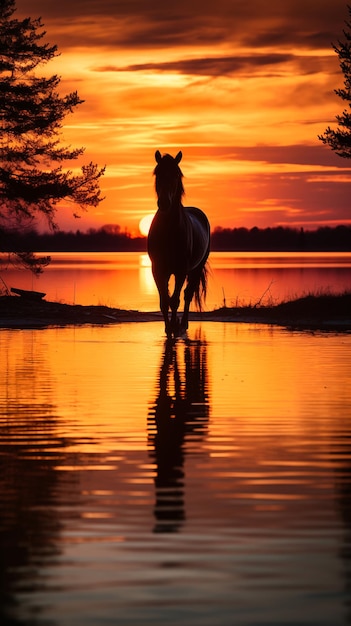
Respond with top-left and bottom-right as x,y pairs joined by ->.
185,206 -> 210,231
184,206 -> 210,267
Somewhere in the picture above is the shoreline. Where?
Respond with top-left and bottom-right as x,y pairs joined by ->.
0,293 -> 350,331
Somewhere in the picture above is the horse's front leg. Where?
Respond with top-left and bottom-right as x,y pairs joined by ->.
169,273 -> 186,336
159,288 -> 172,337
152,269 -> 171,337
181,286 -> 191,333
160,295 -> 172,337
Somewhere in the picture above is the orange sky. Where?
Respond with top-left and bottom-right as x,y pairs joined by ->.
15,0 -> 351,235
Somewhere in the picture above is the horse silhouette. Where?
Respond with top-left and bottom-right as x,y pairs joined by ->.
148,150 -> 210,338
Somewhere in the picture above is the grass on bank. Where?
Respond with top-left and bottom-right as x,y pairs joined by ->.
206,289 -> 351,327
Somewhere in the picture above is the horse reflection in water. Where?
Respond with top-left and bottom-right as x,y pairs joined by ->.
147,331 -> 210,533
148,150 -> 210,338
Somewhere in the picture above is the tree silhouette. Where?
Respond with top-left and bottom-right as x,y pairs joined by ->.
0,0 -> 105,273
319,5 -> 351,158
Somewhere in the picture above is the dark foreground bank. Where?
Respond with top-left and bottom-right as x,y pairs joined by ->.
1,292 -> 350,331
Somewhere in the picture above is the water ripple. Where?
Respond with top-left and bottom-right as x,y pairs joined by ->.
0,323 -> 350,625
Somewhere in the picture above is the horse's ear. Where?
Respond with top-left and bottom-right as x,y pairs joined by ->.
175,151 -> 182,164
155,150 -> 162,163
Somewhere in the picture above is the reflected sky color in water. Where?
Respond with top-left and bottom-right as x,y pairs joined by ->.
2,251 -> 351,310
0,322 -> 350,625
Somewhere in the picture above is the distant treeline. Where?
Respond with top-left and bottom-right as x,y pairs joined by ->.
211,225 -> 351,251
2,225 -> 146,253
1,224 -> 351,252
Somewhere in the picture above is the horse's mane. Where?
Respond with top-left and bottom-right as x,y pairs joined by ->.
154,154 -> 185,200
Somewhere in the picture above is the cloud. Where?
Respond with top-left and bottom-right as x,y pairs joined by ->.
16,0 -> 349,51
94,54 -> 294,77
221,144 -> 351,168
93,51 -> 336,80
14,0 -> 351,231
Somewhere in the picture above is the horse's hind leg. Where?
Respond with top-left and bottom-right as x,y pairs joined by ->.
181,284 -> 192,332
181,266 -> 203,332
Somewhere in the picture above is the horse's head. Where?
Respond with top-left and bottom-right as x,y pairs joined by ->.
154,150 -> 184,211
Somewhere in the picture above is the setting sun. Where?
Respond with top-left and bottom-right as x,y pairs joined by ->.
139,213 -> 155,236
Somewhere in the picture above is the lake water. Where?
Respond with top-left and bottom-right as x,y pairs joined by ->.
0,320 -> 351,625
1,251 -> 351,310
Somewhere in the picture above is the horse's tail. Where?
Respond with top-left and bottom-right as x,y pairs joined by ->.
193,261 -> 209,311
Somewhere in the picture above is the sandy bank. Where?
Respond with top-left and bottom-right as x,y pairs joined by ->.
0,293 -> 350,331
